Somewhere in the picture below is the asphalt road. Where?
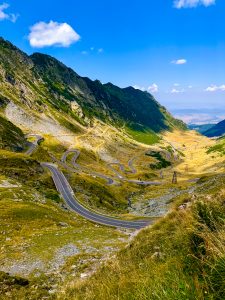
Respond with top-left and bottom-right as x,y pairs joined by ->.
63,149 -> 161,186
24,134 -> 198,228
42,163 -> 152,229
108,159 -> 136,176
25,134 -> 43,155
61,150 -> 115,185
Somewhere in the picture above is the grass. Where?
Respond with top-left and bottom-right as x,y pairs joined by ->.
31,134 -> 67,161
125,126 -> 160,145
146,150 -> 171,170
67,169 -> 148,215
0,182 -> 129,299
58,132 -> 225,300
54,112 -> 85,134
60,178 -> 225,300
0,134 -> 138,299
1,118 -> 225,300
0,271 -> 51,300
206,138 -> 225,156
0,150 -> 44,183
0,115 -> 27,151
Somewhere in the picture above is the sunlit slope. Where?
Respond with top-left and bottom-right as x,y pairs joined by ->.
61,131 -> 225,300
0,37 -> 186,145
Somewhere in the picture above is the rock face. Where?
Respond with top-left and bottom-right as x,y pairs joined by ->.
0,37 -> 186,143
129,187 -> 195,217
71,101 -> 84,119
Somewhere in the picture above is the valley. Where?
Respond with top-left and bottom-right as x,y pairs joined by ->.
1,114 -> 225,299
0,37 -> 225,299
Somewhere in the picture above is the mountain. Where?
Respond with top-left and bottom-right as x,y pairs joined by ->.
188,123 -> 214,134
1,37 -> 225,300
0,37 -> 186,145
203,119 -> 225,137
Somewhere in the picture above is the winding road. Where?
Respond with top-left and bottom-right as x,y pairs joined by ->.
62,149 -> 161,186
41,162 -> 152,229
108,157 -> 136,177
61,150 -> 115,185
24,134 -> 172,228
24,133 -> 201,228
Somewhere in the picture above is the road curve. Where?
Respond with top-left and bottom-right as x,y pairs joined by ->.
42,162 -> 151,229
108,158 -> 136,177
63,149 -> 161,186
61,150 -> 115,185
25,134 -> 43,155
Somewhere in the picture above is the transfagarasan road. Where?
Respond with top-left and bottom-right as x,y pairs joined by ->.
41,163 -> 152,229
61,150 -> 115,185
62,149 -> 161,186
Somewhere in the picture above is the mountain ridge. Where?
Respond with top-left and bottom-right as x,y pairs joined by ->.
1,38 -> 225,300
203,119 -> 225,137
0,37 -> 186,145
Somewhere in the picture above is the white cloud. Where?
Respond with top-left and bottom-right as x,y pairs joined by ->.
174,83 -> 180,86
81,50 -> 88,55
29,21 -> 80,48
188,85 -> 193,88
171,88 -> 185,93
205,85 -> 225,92
148,83 -> 158,93
171,59 -> 187,65
175,113 -> 224,125
174,0 -> 215,9
133,85 -> 146,91
133,83 -> 159,93
0,3 -> 18,22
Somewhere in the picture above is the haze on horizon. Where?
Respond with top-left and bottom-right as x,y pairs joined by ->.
0,0 -> 224,124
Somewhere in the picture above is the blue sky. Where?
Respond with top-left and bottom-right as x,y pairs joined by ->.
0,0 -> 225,124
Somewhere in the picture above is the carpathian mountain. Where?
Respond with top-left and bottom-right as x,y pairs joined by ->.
1,37 -> 225,300
0,37 -> 186,146
203,119 -> 225,137
188,123 -> 214,134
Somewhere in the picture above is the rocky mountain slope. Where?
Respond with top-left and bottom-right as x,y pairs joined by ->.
3,37 -> 225,300
0,37 -> 186,145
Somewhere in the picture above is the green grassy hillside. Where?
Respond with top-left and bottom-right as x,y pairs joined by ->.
2,37 -> 224,300
63,174 -> 225,300
0,115 -> 27,151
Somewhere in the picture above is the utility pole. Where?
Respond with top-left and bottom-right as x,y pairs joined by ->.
172,171 -> 177,184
